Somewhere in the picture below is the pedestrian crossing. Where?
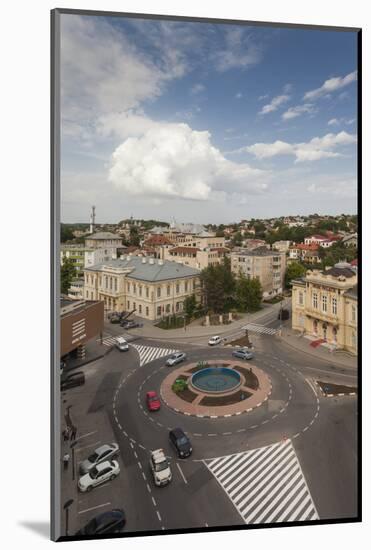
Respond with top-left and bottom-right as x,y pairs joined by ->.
131,344 -> 179,367
204,439 -> 319,524
100,335 -> 119,347
242,323 -> 277,336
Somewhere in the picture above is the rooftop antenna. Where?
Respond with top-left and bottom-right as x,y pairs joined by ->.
90,206 -> 96,234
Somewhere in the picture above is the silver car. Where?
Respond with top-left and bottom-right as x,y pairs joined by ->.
232,348 -> 254,360
166,352 -> 187,366
78,460 -> 120,492
79,443 -> 119,475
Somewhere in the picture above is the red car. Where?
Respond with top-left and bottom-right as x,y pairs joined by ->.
146,391 -> 161,412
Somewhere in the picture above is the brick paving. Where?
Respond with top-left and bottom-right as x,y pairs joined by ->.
160,360 -> 271,418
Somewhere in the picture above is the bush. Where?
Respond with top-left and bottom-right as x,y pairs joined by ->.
172,379 -> 188,393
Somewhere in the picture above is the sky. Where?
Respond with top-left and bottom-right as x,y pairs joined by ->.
60,14 -> 358,224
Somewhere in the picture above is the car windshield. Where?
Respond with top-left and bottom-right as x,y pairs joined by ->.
88,452 -> 99,462
155,461 -> 168,472
148,396 -> 158,402
178,436 -> 188,446
85,518 -> 98,534
90,467 -> 99,478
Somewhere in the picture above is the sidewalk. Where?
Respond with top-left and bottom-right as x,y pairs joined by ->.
126,303 -> 282,342
64,339 -> 113,372
278,326 -> 358,370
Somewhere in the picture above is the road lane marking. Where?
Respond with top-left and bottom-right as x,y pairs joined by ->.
176,462 -> 188,484
156,511 -> 162,522
78,502 -> 111,514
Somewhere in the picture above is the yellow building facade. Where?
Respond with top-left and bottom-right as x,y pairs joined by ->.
291,267 -> 357,355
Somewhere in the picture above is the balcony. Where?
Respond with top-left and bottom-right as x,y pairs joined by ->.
305,307 -> 339,324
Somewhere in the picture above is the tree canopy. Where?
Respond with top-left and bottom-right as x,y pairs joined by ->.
61,258 -> 77,295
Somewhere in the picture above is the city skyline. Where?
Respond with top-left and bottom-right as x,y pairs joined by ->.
61,14 -> 358,223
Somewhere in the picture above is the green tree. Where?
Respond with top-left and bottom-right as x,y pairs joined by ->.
200,258 -> 236,313
60,224 -> 74,243
285,262 -> 306,287
183,294 -> 197,319
60,258 -> 77,294
235,275 -> 263,312
129,226 -> 140,246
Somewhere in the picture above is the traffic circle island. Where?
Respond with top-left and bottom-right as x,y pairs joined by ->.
160,360 -> 272,418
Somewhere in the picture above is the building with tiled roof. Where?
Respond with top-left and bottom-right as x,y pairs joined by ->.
83,256 -> 200,320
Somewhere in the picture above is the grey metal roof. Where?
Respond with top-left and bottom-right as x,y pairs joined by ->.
344,285 -> 358,299
85,256 -> 200,281
87,232 -> 122,240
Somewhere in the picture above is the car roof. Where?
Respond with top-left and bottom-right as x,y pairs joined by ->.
116,337 -> 127,343
67,371 -> 84,378
147,391 -> 158,397
95,444 -> 114,454
95,460 -> 114,471
170,427 -> 186,438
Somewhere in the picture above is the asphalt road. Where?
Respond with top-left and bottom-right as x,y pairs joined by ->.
60,326 -> 358,537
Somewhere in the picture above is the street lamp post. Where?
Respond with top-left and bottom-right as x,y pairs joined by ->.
70,440 -> 78,481
63,499 -> 74,537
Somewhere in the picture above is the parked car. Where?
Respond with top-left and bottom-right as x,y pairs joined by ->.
165,352 -> 187,366
79,443 -> 119,475
75,508 -> 126,536
149,449 -> 172,486
78,460 -> 120,492
61,371 -> 85,391
146,391 -> 161,412
232,348 -> 254,360
169,428 -> 192,458
120,320 -> 142,329
115,337 -> 129,352
208,335 -> 222,346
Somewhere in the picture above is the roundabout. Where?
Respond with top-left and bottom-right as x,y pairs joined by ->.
112,345 -> 321,462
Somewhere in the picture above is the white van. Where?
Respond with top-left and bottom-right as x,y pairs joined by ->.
115,337 -> 129,352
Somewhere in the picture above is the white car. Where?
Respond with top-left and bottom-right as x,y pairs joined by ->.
79,442 -> 119,474
115,337 -> 129,352
149,449 -> 172,487
208,335 -> 222,346
78,460 -> 120,492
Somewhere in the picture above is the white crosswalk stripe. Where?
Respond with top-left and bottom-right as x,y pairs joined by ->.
100,336 -> 119,347
204,440 -> 319,524
131,344 -> 179,366
242,323 -> 277,335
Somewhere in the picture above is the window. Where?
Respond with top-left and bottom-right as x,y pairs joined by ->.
167,285 -> 171,296
157,306 -> 162,317
110,277 -> 112,290
114,278 -> 117,291
133,284 -> 136,294
127,301 -> 130,309
127,282 -> 130,292
351,304 -> 356,322
313,292 -> 318,309
157,287 -> 161,298
139,286 -> 142,297
91,292 -> 93,299
139,304 -> 142,314
146,307 -> 149,316
146,286 -> 149,298
176,283 -> 180,294
332,297 -> 337,315
322,295 -> 327,312
185,281 -> 188,292
86,290 -> 89,298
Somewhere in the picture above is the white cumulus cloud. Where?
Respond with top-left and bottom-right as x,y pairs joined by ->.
282,103 -> 316,120
244,131 -> 356,163
304,71 -> 357,101
108,122 -> 269,200
259,94 -> 290,115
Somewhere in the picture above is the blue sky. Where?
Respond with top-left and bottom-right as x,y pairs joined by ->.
61,14 -> 358,224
